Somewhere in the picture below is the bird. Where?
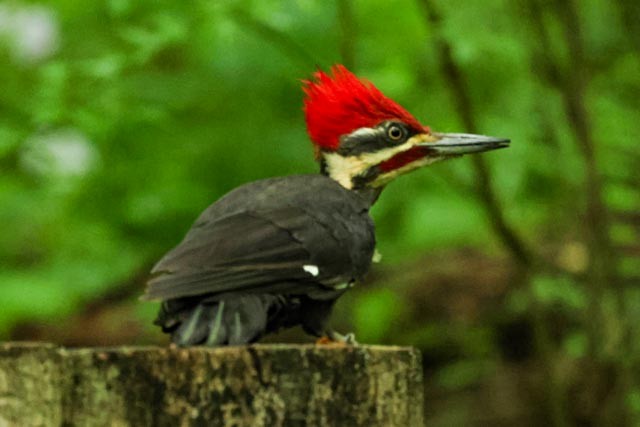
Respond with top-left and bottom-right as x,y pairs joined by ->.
143,65 -> 510,346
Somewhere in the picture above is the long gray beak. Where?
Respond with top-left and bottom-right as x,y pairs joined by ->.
419,132 -> 510,155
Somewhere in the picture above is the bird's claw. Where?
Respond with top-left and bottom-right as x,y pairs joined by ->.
337,332 -> 357,345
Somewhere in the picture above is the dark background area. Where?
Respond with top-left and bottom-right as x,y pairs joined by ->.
1,0 -> 639,425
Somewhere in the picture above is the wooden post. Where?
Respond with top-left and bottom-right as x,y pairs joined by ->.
0,343 -> 424,426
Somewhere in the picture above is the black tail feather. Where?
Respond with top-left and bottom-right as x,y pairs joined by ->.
155,294 -> 297,346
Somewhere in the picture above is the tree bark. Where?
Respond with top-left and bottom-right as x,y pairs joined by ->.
0,342 -> 424,427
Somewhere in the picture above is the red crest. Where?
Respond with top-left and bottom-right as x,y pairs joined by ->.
303,65 -> 426,151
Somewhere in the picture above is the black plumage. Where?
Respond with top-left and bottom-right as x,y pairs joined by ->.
144,175 -> 376,345
144,66 -> 509,346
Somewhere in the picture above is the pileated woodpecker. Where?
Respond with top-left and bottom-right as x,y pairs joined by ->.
144,65 -> 509,346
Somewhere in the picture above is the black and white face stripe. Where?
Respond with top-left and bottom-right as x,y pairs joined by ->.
320,121 -> 432,190
318,120 -> 511,191
335,121 -> 417,156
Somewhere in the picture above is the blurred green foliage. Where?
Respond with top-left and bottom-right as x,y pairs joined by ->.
1,0 -> 640,424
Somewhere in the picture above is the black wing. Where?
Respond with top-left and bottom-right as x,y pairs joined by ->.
144,204 -> 370,301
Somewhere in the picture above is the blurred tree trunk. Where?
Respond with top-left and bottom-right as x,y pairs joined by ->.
520,1 -> 631,424
0,342 -> 424,427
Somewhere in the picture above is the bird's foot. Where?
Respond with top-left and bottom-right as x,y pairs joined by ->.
315,336 -> 334,345
315,331 -> 358,346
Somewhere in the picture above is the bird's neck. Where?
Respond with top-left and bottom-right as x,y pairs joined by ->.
319,158 -> 383,206
354,186 -> 383,206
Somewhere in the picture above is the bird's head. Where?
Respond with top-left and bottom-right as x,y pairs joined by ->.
303,65 -> 509,190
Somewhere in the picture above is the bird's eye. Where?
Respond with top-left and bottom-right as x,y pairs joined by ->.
387,124 -> 405,142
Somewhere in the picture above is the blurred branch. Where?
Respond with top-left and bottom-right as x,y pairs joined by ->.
523,0 -> 619,358
417,0 -> 533,269
556,1 -> 619,320
228,8 -> 319,69
615,0 -> 640,54
337,0 -> 356,70
522,0 -> 632,423
417,2 -> 570,426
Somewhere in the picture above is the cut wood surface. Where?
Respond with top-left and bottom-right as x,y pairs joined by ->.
0,342 -> 424,427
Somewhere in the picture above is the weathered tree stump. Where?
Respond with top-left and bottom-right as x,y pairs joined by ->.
0,343 -> 424,426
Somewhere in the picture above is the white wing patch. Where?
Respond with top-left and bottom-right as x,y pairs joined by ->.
303,265 -> 320,277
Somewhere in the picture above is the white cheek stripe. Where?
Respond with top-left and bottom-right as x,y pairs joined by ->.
324,140 -> 415,189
